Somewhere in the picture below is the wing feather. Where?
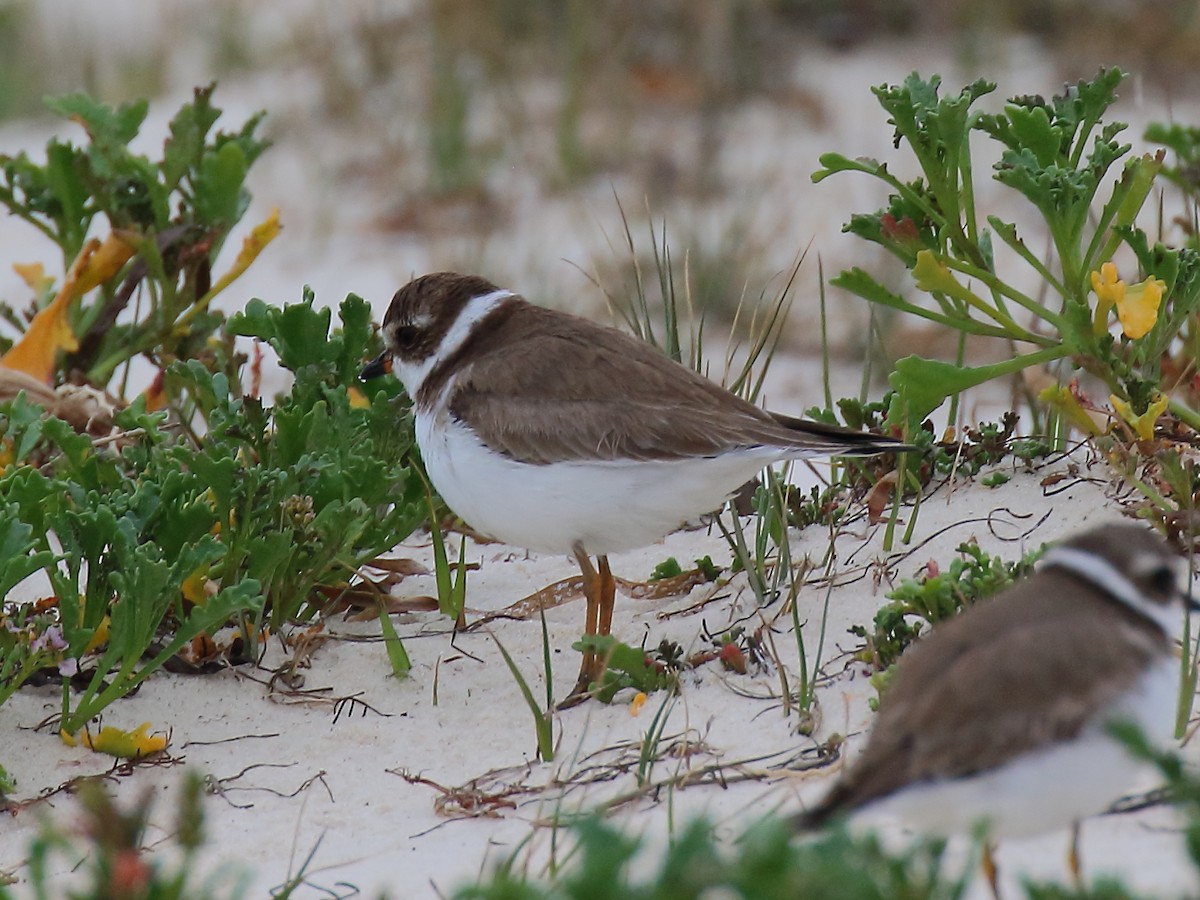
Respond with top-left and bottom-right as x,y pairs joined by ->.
446,304 -> 891,464
828,575 -> 1164,812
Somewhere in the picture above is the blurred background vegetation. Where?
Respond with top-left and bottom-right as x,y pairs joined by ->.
2,0 -> 1200,369
7,1 -> 1200,123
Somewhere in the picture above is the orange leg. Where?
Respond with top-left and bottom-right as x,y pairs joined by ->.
574,546 -> 601,641
596,555 -> 615,639
1068,821 -> 1082,887
982,843 -> 1001,900
560,544 -> 602,708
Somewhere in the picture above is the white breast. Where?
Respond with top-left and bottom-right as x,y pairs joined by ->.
849,655 -> 1179,841
416,412 -> 784,555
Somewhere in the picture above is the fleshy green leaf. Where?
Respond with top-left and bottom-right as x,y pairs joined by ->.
161,84 -> 223,190
44,94 -> 148,147
193,141 -> 249,227
889,351 -> 1065,425
0,511 -> 54,599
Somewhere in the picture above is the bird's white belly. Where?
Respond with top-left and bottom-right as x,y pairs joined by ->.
852,656 -> 1178,840
417,413 -> 778,555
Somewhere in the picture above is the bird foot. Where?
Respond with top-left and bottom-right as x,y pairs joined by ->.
556,658 -> 603,709
556,683 -> 592,710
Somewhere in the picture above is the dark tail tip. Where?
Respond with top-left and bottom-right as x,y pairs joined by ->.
770,412 -> 920,457
835,440 -> 921,458
789,780 -> 856,833
789,802 -> 836,833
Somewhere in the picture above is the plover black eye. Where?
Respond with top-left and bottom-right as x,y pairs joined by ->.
1147,564 -> 1176,592
1130,554 -> 1188,606
1147,563 -> 1176,597
391,324 -> 421,352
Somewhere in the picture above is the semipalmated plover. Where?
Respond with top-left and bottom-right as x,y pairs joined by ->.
793,523 -> 1196,892
362,272 -> 910,700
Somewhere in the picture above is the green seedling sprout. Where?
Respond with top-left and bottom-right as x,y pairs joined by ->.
489,627 -> 555,762
377,595 -> 412,678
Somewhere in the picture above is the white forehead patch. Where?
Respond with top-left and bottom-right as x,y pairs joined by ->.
1041,545 -> 1181,635
392,289 -> 513,398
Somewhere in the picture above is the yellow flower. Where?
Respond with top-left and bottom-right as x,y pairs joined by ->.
1117,276 -> 1165,340
1038,384 -> 1102,436
630,691 -> 648,717
1110,392 -> 1169,441
1090,262 -> 1122,336
1089,262 -> 1165,340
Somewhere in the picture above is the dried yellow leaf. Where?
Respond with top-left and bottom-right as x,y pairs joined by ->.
12,261 -> 53,295
60,722 -> 168,758
179,207 -> 282,328
181,567 -> 209,605
75,232 -> 137,295
1,234 -> 134,383
84,615 -> 110,653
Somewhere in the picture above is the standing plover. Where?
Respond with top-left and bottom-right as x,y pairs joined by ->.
793,523 -> 1194,893
363,271 -> 910,700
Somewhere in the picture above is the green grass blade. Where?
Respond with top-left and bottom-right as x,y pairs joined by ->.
489,628 -> 554,761
377,598 -> 412,678
540,606 -> 554,711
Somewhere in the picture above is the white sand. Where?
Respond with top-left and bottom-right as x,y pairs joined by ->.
1,16 -> 1199,898
1,464 -> 1197,898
